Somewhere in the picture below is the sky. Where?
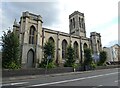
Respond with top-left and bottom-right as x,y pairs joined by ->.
0,0 -> 119,48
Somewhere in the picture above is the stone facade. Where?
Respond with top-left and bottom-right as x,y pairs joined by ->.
13,11 -> 102,68
103,44 -> 120,63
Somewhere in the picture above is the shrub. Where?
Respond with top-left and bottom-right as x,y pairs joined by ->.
64,45 -> 75,67
2,30 -> 21,69
97,51 -> 107,66
5,62 -> 20,69
47,62 -> 56,69
39,61 -> 56,69
39,41 -> 55,68
83,48 -> 93,66
90,61 -> 97,69
72,63 -> 78,68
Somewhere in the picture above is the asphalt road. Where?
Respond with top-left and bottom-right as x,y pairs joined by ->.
2,68 -> 120,88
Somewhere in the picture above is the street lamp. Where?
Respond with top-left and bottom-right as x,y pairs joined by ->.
45,55 -> 51,75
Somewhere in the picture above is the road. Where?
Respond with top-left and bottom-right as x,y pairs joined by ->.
2,68 -> 120,88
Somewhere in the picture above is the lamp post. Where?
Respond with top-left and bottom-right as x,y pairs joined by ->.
45,55 -> 51,75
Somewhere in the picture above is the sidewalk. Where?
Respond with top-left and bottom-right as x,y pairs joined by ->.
2,70 -> 92,83
2,66 -> 119,83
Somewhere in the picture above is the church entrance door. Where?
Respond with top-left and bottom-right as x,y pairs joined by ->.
27,49 -> 34,68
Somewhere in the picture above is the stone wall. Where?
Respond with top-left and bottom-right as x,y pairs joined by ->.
2,65 -> 119,77
2,67 -> 75,77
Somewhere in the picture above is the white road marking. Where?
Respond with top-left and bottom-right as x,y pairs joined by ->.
2,82 -> 28,86
92,84 -> 104,88
98,85 -> 103,86
29,72 -> 118,87
115,80 -> 118,82
114,80 -> 120,82
11,82 -> 28,85
115,68 -> 120,70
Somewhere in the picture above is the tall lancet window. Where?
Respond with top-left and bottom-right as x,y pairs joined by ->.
29,26 -> 36,44
70,19 -> 73,29
62,39 -> 68,59
79,17 -> 81,28
74,41 -> 79,59
73,18 -> 75,28
48,37 -> 55,45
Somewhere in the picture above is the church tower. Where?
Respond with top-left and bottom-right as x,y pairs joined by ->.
90,32 -> 102,62
19,11 -> 43,68
69,11 -> 86,37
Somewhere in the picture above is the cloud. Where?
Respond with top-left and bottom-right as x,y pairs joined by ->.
106,40 -> 118,47
100,24 -> 118,47
1,2 -> 61,32
1,0 -> 119,48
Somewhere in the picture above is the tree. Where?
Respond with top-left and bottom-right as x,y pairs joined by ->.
83,48 -> 94,71
2,30 -> 20,69
84,48 -> 93,66
97,51 -> 107,66
64,45 -> 75,67
39,41 -> 55,68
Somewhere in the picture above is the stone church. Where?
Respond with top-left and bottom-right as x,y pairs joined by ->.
13,11 -> 102,68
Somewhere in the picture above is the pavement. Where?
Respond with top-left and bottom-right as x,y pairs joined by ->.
2,70 -> 92,83
2,68 -> 120,87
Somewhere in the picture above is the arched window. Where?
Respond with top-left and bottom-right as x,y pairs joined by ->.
62,39 -> 68,59
74,41 -> 79,59
97,40 -> 100,52
73,18 -> 75,28
48,37 -> 54,44
79,17 -> 81,28
81,18 -> 84,28
29,26 -> 36,44
70,19 -> 72,29
83,43 -> 88,50
81,18 -> 84,22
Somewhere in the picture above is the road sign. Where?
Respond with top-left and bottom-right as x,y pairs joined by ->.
47,55 -> 51,60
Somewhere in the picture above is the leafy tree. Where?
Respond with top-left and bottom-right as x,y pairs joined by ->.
44,41 -> 55,62
83,48 -> 93,66
97,51 -> 107,66
2,30 -> 20,69
39,41 -> 55,68
64,45 -> 75,67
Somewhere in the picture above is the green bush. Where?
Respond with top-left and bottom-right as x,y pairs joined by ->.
6,62 -> 20,69
84,48 -> 93,66
64,63 -> 70,67
38,60 -> 46,68
39,62 -> 56,69
97,51 -> 107,66
90,61 -> 97,69
64,45 -> 75,67
72,63 -> 78,68
2,30 -> 21,69
39,41 -> 56,69
43,41 -> 55,63
47,62 -> 56,69
39,58 -> 56,69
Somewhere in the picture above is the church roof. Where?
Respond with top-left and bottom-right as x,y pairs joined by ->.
69,11 -> 84,18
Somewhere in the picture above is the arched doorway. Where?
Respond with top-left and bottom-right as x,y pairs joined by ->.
27,49 -> 34,68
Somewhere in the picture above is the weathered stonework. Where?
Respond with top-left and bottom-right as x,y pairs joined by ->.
13,11 -> 102,68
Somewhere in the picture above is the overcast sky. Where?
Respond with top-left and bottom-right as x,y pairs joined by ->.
0,0 -> 119,47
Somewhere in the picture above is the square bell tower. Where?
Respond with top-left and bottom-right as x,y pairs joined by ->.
69,11 -> 86,37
